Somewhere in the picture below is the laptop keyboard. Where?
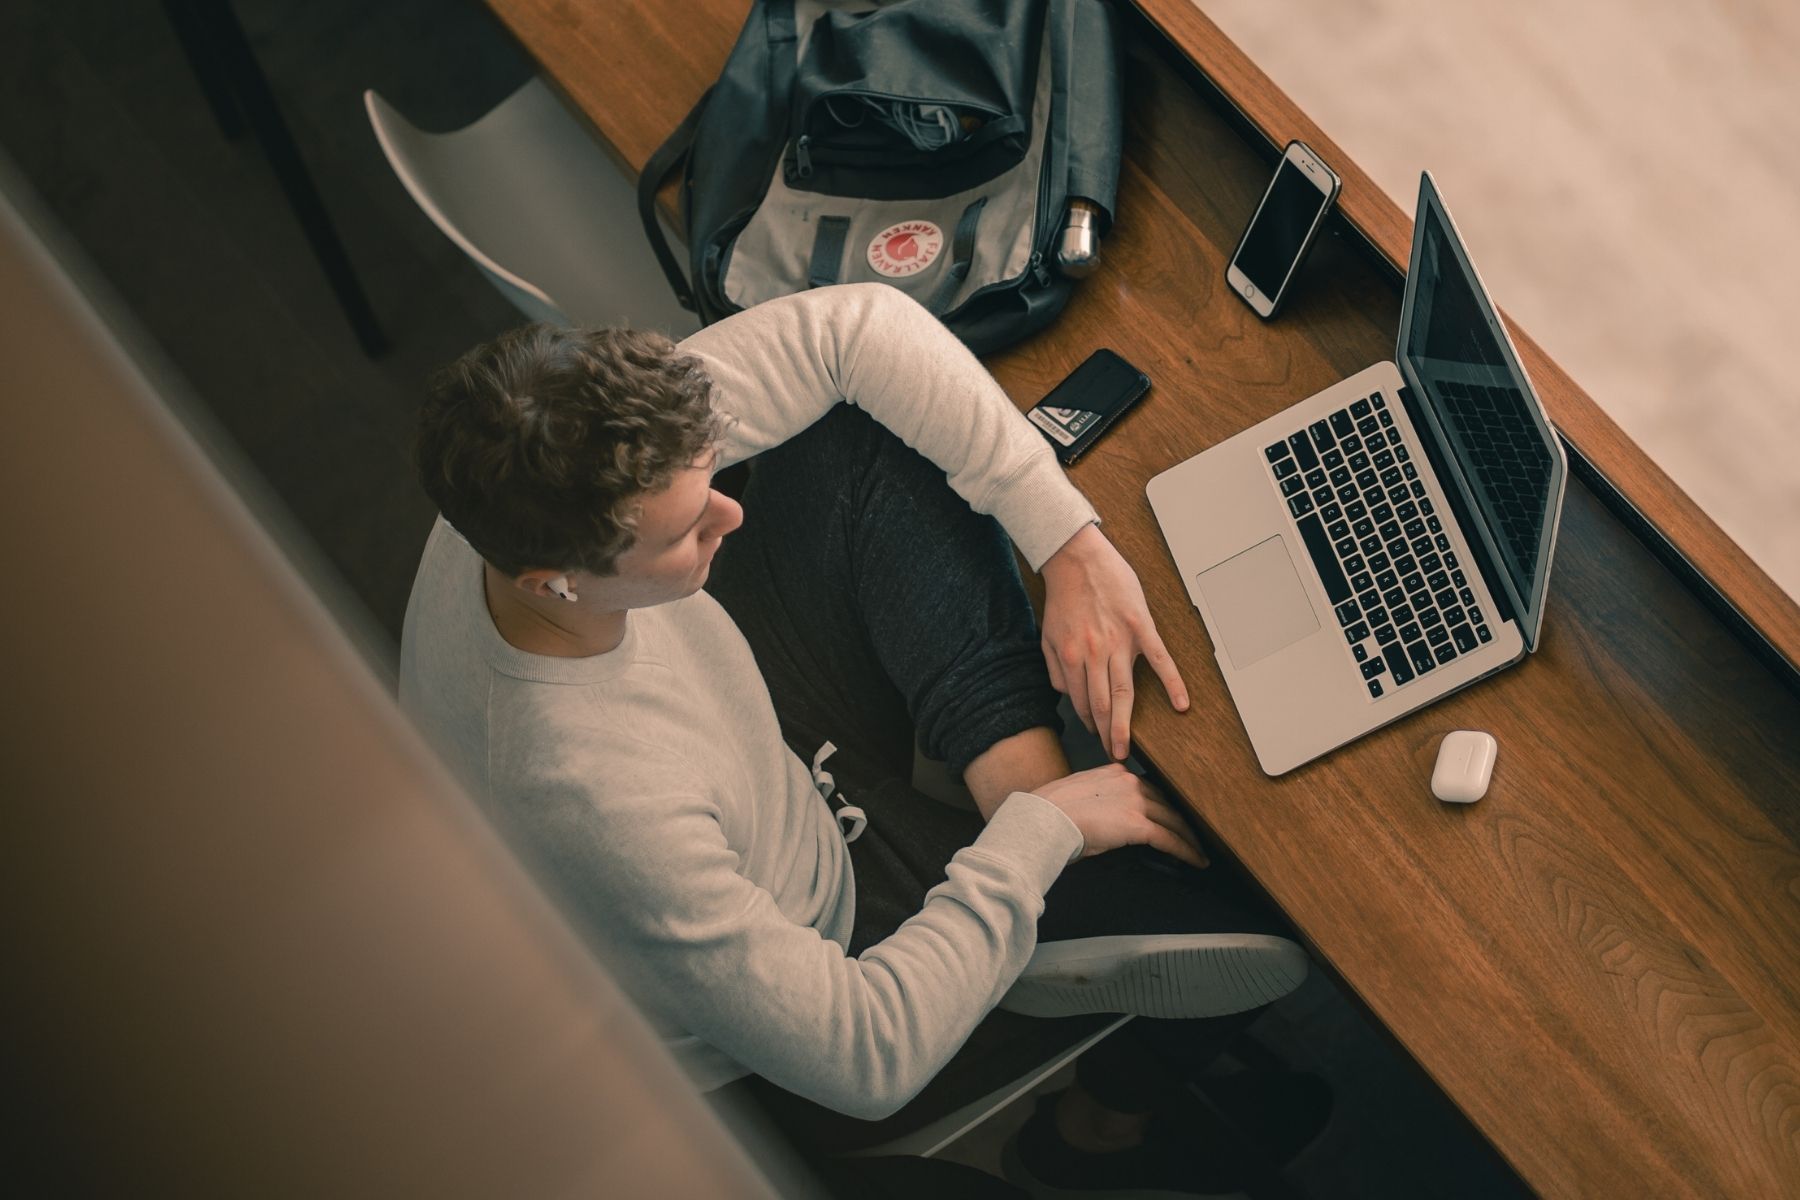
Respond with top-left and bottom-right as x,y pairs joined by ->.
1263,391 -> 1493,700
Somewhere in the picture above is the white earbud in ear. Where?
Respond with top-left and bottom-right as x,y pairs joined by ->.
548,575 -> 578,602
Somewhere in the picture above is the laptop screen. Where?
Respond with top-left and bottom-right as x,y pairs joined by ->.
1400,176 -> 1564,646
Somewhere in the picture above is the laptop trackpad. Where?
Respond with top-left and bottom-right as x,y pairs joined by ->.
1196,536 -> 1320,670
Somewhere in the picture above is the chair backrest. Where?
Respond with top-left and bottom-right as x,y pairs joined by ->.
365,80 -> 699,336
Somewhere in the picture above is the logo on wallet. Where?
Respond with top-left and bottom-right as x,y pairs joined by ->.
867,221 -> 944,277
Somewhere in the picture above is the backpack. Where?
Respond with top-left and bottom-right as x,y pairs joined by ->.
637,0 -> 1124,356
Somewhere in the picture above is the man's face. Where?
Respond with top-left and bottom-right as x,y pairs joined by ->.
598,449 -> 743,609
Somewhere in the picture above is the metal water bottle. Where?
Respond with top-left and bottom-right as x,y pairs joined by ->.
1055,198 -> 1103,278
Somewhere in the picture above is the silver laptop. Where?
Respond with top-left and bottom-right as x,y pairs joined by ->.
1148,172 -> 1568,775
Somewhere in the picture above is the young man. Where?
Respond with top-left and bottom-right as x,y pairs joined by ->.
401,285 -> 1322,1195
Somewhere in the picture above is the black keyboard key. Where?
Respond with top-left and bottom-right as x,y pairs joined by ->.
1315,485 -> 1335,505
1435,588 -> 1457,611
1399,621 -> 1422,644
1425,621 -> 1449,645
1380,466 -> 1404,489
1435,533 -> 1451,552
1355,469 -> 1379,491
1378,410 -> 1394,427
1351,398 -> 1372,418
1301,469 -> 1324,491
1329,466 -> 1352,487
1418,551 -> 1442,574
1426,570 -> 1450,593
1374,449 -> 1396,470
1408,641 -> 1436,675
1409,480 -> 1427,498
1402,572 -> 1427,594
1452,568 -> 1468,587
1281,475 -> 1306,497
1320,502 -> 1343,523
1393,554 -> 1417,575
1394,444 -> 1410,462
1338,483 -> 1359,504
1335,601 -> 1361,627
1421,608 -> 1443,630
1288,493 -> 1314,517
1357,415 -> 1381,436
1411,535 -> 1434,556
1359,535 -> 1383,556
1334,536 -> 1357,558
1469,606 -> 1484,626
1434,642 -> 1458,666
1327,519 -> 1350,541
1452,623 -> 1478,653
1425,513 -> 1440,532
1330,410 -> 1354,438
1476,624 -> 1492,644
1390,603 -> 1414,626
1382,586 -> 1406,610
1353,517 -> 1375,538
1364,606 -> 1388,628
1458,586 -> 1476,607
1295,513 -> 1352,604
1378,520 -> 1401,542
1442,605 -> 1465,628
1383,641 -> 1413,685
1350,572 -> 1373,595
1323,448 -> 1345,469
1344,500 -> 1368,521
1419,497 -> 1435,515
1352,642 -> 1368,662
1348,451 -> 1371,472
1403,462 -> 1419,480
1343,553 -> 1365,574
1340,434 -> 1362,454
1363,484 -> 1387,506
1309,419 -> 1336,452
1274,457 -> 1298,478
1375,569 -> 1399,591
1403,518 -> 1426,539
1445,551 -> 1459,569
1367,552 -> 1390,573
1367,679 -> 1384,699
1345,621 -> 1369,643
1374,623 -> 1397,645
1266,442 -> 1291,463
1361,658 -> 1385,680
1289,432 -> 1319,471
1370,392 -> 1386,409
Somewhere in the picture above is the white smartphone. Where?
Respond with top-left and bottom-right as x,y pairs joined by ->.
1225,140 -> 1341,319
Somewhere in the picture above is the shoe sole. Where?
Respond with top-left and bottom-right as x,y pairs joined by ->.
999,1139 -> 1250,1200
999,934 -> 1307,1020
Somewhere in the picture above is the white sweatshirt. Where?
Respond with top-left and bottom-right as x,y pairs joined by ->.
400,285 -> 1094,1118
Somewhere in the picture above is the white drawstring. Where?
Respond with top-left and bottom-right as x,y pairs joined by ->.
811,741 -> 866,844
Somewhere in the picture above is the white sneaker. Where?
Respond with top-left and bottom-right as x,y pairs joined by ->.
999,933 -> 1308,1019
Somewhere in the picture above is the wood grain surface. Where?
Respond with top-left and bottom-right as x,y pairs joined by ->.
482,1 -> 1800,1194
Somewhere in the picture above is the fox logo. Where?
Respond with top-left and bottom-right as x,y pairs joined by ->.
867,220 -> 944,277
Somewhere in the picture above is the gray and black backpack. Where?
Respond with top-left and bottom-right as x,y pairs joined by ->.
638,0 -> 1125,355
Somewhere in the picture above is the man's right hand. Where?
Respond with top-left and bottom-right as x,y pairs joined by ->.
1031,764 -> 1209,869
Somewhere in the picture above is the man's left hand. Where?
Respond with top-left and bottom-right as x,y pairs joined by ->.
1039,523 -> 1189,760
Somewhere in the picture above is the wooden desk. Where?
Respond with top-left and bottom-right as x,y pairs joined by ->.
482,1 -> 1800,1194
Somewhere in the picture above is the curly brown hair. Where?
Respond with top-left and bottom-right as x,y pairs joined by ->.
416,324 -> 722,578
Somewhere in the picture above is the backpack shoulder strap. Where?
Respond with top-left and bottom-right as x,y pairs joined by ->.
637,87 -> 711,313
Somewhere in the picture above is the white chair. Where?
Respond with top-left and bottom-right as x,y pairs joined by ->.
364,79 -> 700,335
854,1015 -> 1132,1159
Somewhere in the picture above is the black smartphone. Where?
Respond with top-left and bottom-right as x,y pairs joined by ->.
1027,349 -> 1151,465
1225,140 -> 1341,319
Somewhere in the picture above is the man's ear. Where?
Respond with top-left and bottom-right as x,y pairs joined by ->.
514,569 -> 576,601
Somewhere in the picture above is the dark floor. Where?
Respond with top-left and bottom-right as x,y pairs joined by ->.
0,2 -> 1531,1195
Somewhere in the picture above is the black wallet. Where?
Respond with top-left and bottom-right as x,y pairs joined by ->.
1026,349 -> 1152,465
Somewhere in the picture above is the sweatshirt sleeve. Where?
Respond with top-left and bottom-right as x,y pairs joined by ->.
678,284 -> 1098,571
507,758 -> 1083,1119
